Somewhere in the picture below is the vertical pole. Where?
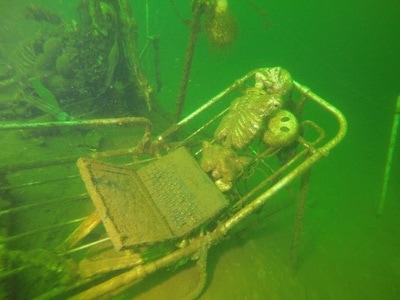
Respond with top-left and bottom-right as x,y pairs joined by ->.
145,0 -> 150,38
145,0 -> 150,68
290,168 -> 312,273
174,0 -> 205,121
377,95 -> 400,215
117,0 -> 153,110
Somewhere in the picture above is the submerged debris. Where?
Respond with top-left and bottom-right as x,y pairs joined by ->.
0,1 -> 152,121
24,4 -> 63,25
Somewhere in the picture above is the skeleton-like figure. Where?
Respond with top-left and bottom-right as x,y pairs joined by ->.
201,67 -> 294,191
200,141 -> 251,192
254,67 -> 293,97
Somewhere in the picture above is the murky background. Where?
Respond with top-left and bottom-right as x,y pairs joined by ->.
1,0 -> 399,299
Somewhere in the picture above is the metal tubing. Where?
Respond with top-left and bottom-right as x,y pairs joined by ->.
377,95 -> 400,215
177,70 -> 258,127
293,81 -> 348,152
290,167 -> 312,272
117,0 -> 153,110
174,0 -> 205,120
177,107 -> 230,148
58,212 -> 101,252
233,149 -> 309,210
0,193 -> 88,216
221,84 -> 347,233
67,82 -> 347,299
0,116 -> 152,133
156,68 -> 264,149
0,117 -> 152,172
62,237 -> 110,255
69,234 -> 213,300
72,144 -> 333,299
0,174 -> 80,192
0,217 -> 86,243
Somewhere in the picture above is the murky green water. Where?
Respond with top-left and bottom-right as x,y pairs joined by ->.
1,0 -> 399,299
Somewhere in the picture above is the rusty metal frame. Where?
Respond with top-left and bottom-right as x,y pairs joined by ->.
0,69 -> 347,299
64,71 -> 347,299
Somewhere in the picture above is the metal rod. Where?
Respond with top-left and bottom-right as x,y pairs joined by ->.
177,70 -> 256,127
377,95 -> 400,215
222,82 -> 348,233
68,83 -> 348,299
233,148 -> 309,210
0,116 -> 151,133
0,174 -> 80,192
58,212 -> 101,252
145,0 -> 150,41
293,81 -> 347,151
152,36 -> 162,92
0,217 -> 86,243
0,193 -> 88,216
155,68 -> 259,150
174,0 -> 206,121
176,107 -> 229,148
0,148 -> 134,173
71,144 -> 332,299
0,117 -> 152,172
0,266 -> 27,280
290,167 -> 312,272
117,0 -> 153,110
62,237 -> 111,255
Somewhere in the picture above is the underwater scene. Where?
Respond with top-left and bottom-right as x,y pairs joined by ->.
0,0 -> 399,299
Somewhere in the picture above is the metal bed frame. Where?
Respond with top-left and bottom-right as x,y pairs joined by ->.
0,68 -> 347,299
